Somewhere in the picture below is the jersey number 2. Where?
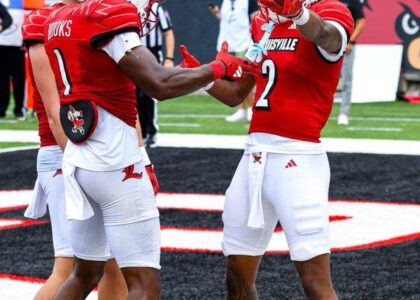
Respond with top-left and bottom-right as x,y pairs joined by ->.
53,49 -> 72,96
255,59 -> 276,110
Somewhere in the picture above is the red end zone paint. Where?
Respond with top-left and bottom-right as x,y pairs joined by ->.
0,273 -> 46,284
0,190 -> 419,254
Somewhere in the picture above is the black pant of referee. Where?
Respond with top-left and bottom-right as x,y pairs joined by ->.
136,48 -> 161,148
0,45 -> 26,119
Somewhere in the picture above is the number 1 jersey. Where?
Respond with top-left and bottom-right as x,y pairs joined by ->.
43,0 -> 141,128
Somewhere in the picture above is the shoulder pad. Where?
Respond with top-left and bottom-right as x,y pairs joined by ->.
88,0 -> 141,31
311,0 -> 354,38
22,5 -> 60,44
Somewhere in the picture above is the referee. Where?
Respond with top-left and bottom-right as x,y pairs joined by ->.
137,3 -> 175,148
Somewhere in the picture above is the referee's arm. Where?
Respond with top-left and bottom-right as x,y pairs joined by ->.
158,5 -> 175,67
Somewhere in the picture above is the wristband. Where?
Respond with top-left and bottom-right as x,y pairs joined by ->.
208,60 -> 226,80
203,81 -> 215,91
293,7 -> 310,26
165,57 -> 174,61
140,146 -> 151,166
349,41 -> 356,45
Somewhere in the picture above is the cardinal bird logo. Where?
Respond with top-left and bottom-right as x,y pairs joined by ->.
395,3 -> 420,72
122,164 -> 143,181
252,152 -> 262,164
67,105 -> 85,135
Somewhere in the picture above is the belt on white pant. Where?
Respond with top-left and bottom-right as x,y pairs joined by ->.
62,162 -> 94,220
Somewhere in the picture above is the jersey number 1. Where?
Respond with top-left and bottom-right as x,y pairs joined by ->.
255,59 -> 276,110
53,49 -> 72,96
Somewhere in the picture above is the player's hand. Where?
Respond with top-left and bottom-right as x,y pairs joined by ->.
178,45 -> 202,68
145,164 -> 159,196
215,41 -> 261,80
259,0 -> 303,18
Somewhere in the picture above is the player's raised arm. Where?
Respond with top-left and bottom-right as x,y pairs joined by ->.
258,0 -> 354,54
117,41 -> 258,101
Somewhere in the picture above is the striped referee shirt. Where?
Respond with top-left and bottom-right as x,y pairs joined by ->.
141,3 -> 173,63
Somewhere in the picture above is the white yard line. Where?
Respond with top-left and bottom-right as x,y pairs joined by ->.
330,116 -> 420,122
1,130 -> 420,155
346,127 -> 402,132
159,113 -> 227,119
161,114 -> 420,122
159,123 -> 201,127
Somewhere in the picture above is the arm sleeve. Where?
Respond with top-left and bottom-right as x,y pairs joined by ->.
157,5 -> 172,32
316,21 -> 348,62
101,31 -> 142,63
0,3 -> 13,31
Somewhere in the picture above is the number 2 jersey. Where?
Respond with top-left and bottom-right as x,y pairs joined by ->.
249,0 -> 354,144
43,0 -> 143,171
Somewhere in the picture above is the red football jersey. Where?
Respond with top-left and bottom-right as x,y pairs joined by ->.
44,0 -> 142,128
22,4 -> 64,147
249,0 -> 354,143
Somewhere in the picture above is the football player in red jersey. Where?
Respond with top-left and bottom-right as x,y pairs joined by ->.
181,0 -> 354,298
22,2 -> 129,300
42,0 -> 259,299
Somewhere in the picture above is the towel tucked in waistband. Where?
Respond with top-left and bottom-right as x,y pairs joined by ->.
62,162 -> 94,221
247,151 -> 267,229
24,177 -> 47,219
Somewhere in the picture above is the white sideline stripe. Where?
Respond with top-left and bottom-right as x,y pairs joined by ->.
160,113 -> 227,119
0,277 -> 98,299
159,123 -> 201,128
1,130 -> 420,155
162,114 -> 420,123
346,127 -> 402,132
330,116 -> 420,122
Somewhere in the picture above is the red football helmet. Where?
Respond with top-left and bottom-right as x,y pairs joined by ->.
130,0 -> 160,36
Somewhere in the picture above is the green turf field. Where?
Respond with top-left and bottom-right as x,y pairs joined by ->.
159,96 -> 420,140
1,96 -> 420,143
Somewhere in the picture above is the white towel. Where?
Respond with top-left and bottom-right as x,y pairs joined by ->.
62,162 -> 94,220
247,152 -> 267,229
24,177 -> 47,219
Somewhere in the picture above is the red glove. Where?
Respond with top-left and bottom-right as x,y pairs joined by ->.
145,164 -> 159,196
209,41 -> 261,81
178,45 -> 202,68
259,0 -> 303,18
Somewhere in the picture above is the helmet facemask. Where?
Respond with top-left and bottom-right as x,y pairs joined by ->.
130,0 -> 160,37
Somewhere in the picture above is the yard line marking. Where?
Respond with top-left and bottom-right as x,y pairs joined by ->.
159,113 -> 227,119
160,114 -> 420,122
2,131 -> 420,155
346,127 -> 402,132
330,116 -> 420,122
159,123 -> 201,128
